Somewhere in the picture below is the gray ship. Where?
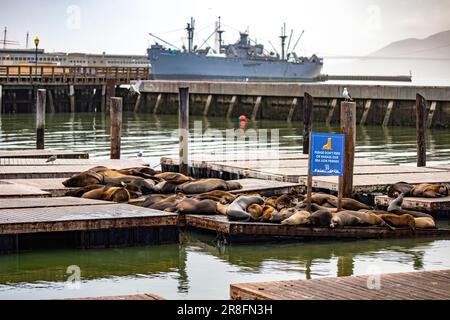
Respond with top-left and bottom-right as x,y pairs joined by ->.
148,18 -> 323,82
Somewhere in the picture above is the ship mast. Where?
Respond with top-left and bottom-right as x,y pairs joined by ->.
186,17 -> 195,52
217,16 -> 224,53
279,23 -> 287,60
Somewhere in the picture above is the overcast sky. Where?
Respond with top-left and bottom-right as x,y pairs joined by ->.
1,0 -> 449,56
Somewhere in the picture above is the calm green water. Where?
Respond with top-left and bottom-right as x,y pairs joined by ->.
0,112 -> 450,300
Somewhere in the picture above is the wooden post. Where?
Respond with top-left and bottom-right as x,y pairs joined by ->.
36,89 -> 46,150
251,96 -> 262,121
69,85 -> 75,113
303,92 -> 313,154
0,85 -> 2,116
153,93 -> 163,114
179,87 -> 189,175
47,89 -> 55,114
416,94 -> 427,167
360,100 -> 372,126
340,101 -> 356,197
203,94 -> 212,116
110,97 -> 123,160
133,94 -> 142,113
226,95 -> 237,118
426,101 -> 437,128
326,98 -> 337,125
105,78 -> 116,113
382,101 -> 394,127
306,131 -> 312,212
100,84 -> 106,112
287,98 -> 298,122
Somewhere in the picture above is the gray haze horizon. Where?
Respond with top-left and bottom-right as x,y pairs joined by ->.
1,0 -> 449,57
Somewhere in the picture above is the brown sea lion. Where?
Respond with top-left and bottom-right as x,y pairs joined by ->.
81,187 -> 105,200
87,166 -> 109,173
153,181 -> 180,194
154,172 -> 194,185
269,208 -> 297,223
176,199 -> 218,215
66,184 -> 104,197
195,190 -> 236,204
310,203 -> 338,213
216,203 -> 229,216
275,195 -> 297,211
281,211 -> 311,226
260,206 -> 278,222
226,196 -> 265,221
264,197 -> 278,208
346,210 -> 394,229
247,204 -> 263,221
378,214 -> 416,230
330,211 -> 363,228
177,179 -> 242,194
62,171 -> 103,187
148,194 -> 185,211
118,167 -> 159,178
311,193 -> 337,205
387,193 -> 433,219
411,184 -> 449,198
102,186 -> 130,203
388,182 -> 414,198
414,217 -> 436,229
142,195 -> 168,208
310,209 -> 333,227
326,198 -> 372,211
125,179 -> 156,195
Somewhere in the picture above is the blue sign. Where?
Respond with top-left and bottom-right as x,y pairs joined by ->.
310,132 -> 345,176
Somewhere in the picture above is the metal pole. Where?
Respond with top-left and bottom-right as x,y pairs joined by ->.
179,87 -> 189,175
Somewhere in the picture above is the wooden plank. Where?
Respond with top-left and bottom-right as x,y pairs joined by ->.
0,204 -> 178,235
0,158 -> 149,166
0,197 -> 111,210
375,195 -> 450,213
231,270 -> 450,300
0,150 -> 89,159
0,182 -> 51,198
186,215 -> 450,240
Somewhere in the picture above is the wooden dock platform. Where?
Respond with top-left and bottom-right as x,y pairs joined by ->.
185,215 -> 450,243
230,269 -> 450,300
161,156 -> 450,193
0,149 -> 89,159
0,197 -> 179,253
375,195 -> 450,214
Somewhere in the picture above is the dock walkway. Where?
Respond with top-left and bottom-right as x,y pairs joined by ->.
230,270 -> 450,300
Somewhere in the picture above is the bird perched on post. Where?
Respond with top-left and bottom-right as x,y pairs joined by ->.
46,155 -> 57,164
342,88 -> 353,101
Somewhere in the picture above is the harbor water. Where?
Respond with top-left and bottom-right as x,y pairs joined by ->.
0,112 -> 450,300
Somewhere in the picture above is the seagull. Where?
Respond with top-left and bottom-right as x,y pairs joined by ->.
46,155 -> 57,164
342,88 -> 353,101
130,79 -> 142,95
137,151 -> 143,158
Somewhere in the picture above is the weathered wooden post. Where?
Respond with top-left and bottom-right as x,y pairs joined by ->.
416,94 -> 427,167
100,84 -> 106,112
340,101 -> 356,197
105,79 -> 116,113
110,97 -> 123,159
47,89 -> 55,113
69,85 -> 75,113
179,87 -> 189,175
303,92 -> 313,154
0,85 -> 3,116
36,89 -> 46,150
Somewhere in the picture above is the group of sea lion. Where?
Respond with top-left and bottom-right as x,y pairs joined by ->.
63,168 -> 243,204
388,182 -> 449,198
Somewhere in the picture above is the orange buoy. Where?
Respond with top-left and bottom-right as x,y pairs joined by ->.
239,115 -> 247,122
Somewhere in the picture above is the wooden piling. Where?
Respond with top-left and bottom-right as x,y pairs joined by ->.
105,79 -> 116,113
251,96 -> 262,121
226,96 -> 237,118
426,101 -> 437,128
326,98 -> 337,125
153,93 -> 162,114
382,101 -> 394,127
0,85 -> 2,116
203,95 -> 212,116
69,85 -> 75,113
416,94 -> 427,167
302,92 -> 313,154
287,98 -> 298,122
47,89 -> 55,114
133,94 -> 142,113
110,97 -> 123,160
100,85 -> 106,112
340,101 -> 356,197
360,100 -> 372,126
179,87 -> 189,175
36,89 -> 46,150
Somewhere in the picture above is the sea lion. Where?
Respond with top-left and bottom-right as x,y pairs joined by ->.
176,199 -> 218,215
81,187 -> 105,200
275,195 -> 298,211
310,203 -> 338,213
226,196 -> 265,221
311,193 -> 337,205
66,184 -> 104,197
87,166 -> 109,173
153,181 -> 180,194
346,210 -> 394,229
281,211 -> 311,226
62,171 -> 103,187
102,186 -> 131,203
118,167 -> 159,178
142,195 -> 169,208
148,194 -> 185,211
264,197 -> 278,208
216,203 -> 229,216
260,206 -> 278,222
411,184 -> 449,198
388,193 -> 433,219
326,198 -> 372,211
378,214 -> 416,230
414,217 -> 436,229
247,204 -> 263,221
177,179 -> 243,194
330,211 -> 363,228
310,209 -> 333,227
154,172 -> 194,185
269,207 -> 297,223
388,182 -> 414,198
126,179 -> 156,195
195,190 -> 236,204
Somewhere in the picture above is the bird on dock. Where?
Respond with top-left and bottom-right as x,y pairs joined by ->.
342,88 -> 353,101
130,79 -> 142,95
46,155 -> 57,164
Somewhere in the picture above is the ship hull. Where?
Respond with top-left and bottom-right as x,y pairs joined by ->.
149,50 -> 323,82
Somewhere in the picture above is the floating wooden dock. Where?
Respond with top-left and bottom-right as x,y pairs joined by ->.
0,197 -> 179,253
161,155 -> 450,193
0,149 -> 89,159
230,269 -> 450,300
376,196 -> 450,214
185,215 -> 450,243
